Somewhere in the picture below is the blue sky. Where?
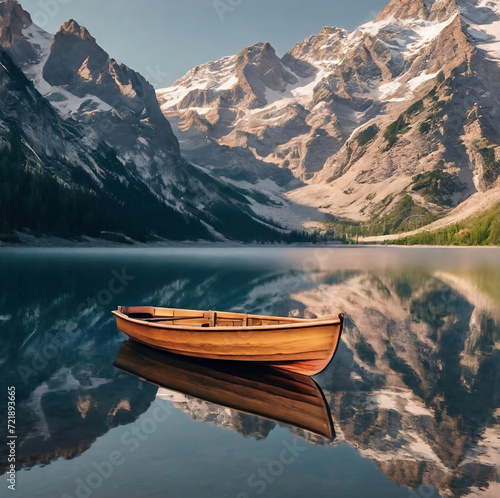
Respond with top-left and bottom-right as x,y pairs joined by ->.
20,0 -> 389,88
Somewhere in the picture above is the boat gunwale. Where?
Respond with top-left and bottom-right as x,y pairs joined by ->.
112,309 -> 342,333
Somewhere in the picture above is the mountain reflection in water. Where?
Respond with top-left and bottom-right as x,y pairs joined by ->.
0,248 -> 498,498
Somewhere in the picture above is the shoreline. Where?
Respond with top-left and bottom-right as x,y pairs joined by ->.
1,239 -> 498,251
1,232 -> 498,251
0,232 -> 335,249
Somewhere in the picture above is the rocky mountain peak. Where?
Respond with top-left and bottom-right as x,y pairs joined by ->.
58,19 -> 96,43
374,0 -> 437,21
374,0 -> 463,23
286,25 -> 349,61
21,16 -> 181,158
0,0 -> 31,32
320,26 -> 347,37
242,41 -> 274,56
0,0 -> 35,62
236,41 -> 285,73
43,20 -> 108,88
234,41 -> 297,100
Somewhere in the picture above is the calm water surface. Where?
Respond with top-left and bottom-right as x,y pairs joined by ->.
1,247 -> 499,498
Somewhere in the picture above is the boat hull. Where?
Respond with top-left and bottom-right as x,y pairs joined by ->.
112,307 -> 343,376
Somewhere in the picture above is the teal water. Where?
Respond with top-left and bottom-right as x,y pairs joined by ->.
1,247 -> 499,498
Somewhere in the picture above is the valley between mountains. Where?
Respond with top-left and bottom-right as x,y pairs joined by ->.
1,0 -> 500,244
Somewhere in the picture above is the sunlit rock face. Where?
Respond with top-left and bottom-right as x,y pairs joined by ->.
159,0 -> 500,228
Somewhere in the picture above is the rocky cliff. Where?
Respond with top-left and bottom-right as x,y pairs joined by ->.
158,0 -> 500,234
0,0 -> 297,242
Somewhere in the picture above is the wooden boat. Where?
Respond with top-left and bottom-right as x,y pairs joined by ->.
112,306 -> 344,376
114,340 -> 335,439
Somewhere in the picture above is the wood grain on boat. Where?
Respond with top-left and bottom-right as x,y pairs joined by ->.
112,306 -> 344,376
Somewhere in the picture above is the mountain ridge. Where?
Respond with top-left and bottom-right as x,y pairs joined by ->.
2,0 -> 499,243
0,0 -> 317,243
158,0 -> 500,240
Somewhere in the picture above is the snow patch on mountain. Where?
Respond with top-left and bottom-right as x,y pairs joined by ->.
157,54 -> 237,109
464,0 -> 500,60
21,23 -> 113,119
369,390 -> 433,416
407,70 -> 441,90
353,13 -> 459,55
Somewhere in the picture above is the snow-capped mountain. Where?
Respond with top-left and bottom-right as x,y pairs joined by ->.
158,0 -> 500,231
0,0 -> 298,242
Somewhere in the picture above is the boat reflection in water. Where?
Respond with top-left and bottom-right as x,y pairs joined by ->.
114,340 -> 336,440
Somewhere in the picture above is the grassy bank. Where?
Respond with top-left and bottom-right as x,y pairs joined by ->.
393,203 -> 500,246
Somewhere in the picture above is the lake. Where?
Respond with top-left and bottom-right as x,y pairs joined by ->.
1,246 -> 499,498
